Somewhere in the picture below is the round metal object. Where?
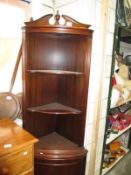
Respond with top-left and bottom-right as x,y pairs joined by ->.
0,92 -> 21,120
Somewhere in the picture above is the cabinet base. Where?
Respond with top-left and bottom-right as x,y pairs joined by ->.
35,154 -> 87,175
34,132 -> 87,175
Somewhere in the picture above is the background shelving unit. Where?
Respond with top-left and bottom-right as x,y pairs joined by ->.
102,146 -> 129,175
101,25 -> 131,175
106,125 -> 131,145
100,0 -> 131,174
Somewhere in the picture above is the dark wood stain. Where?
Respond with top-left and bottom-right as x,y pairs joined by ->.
22,14 -> 93,175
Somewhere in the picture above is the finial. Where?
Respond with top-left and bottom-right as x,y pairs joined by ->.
30,17 -> 33,21
55,10 -> 60,23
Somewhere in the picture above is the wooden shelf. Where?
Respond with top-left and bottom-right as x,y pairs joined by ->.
34,132 -> 87,159
28,102 -> 82,115
106,124 -> 131,145
109,101 -> 131,115
27,70 -> 84,75
35,132 -> 81,150
102,147 -> 129,175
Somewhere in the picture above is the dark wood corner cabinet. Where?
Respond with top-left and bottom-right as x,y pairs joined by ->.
22,14 -> 93,175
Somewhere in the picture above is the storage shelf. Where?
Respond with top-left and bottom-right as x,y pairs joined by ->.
113,99 -> 131,109
106,124 -> 131,145
102,147 -> 129,175
112,101 -> 131,114
28,102 -> 82,115
35,132 -> 81,150
27,69 -> 84,75
34,132 -> 87,159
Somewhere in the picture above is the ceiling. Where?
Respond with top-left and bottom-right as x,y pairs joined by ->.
42,0 -> 78,8
21,0 -> 78,8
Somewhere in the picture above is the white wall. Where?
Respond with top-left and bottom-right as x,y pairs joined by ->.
0,3 -> 25,93
31,0 -> 96,25
90,1 -> 117,175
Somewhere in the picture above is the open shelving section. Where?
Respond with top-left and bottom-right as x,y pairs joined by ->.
22,13 -> 93,175
106,124 -> 131,145
101,99 -> 131,175
102,147 -> 129,175
28,102 -> 82,115
100,4 -> 131,174
106,101 -> 131,145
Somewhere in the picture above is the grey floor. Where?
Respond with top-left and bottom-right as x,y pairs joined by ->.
107,151 -> 131,175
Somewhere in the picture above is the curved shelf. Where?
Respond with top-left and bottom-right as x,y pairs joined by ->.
28,102 -> 82,115
34,132 -> 87,160
27,69 -> 84,75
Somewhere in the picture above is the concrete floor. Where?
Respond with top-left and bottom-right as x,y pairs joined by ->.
107,151 -> 131,175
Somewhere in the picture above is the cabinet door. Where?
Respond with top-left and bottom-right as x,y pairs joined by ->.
35,157 -> 86,175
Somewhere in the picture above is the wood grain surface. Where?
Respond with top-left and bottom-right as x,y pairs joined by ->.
0,119 -> 38,175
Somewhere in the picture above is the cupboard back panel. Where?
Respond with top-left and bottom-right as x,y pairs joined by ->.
23,113 -> 57,138
56,115 -> 84,145
26,33 -> 87,73
25,73 -> 58,107
25,74 -> 84,110
57,75 -> 85,110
